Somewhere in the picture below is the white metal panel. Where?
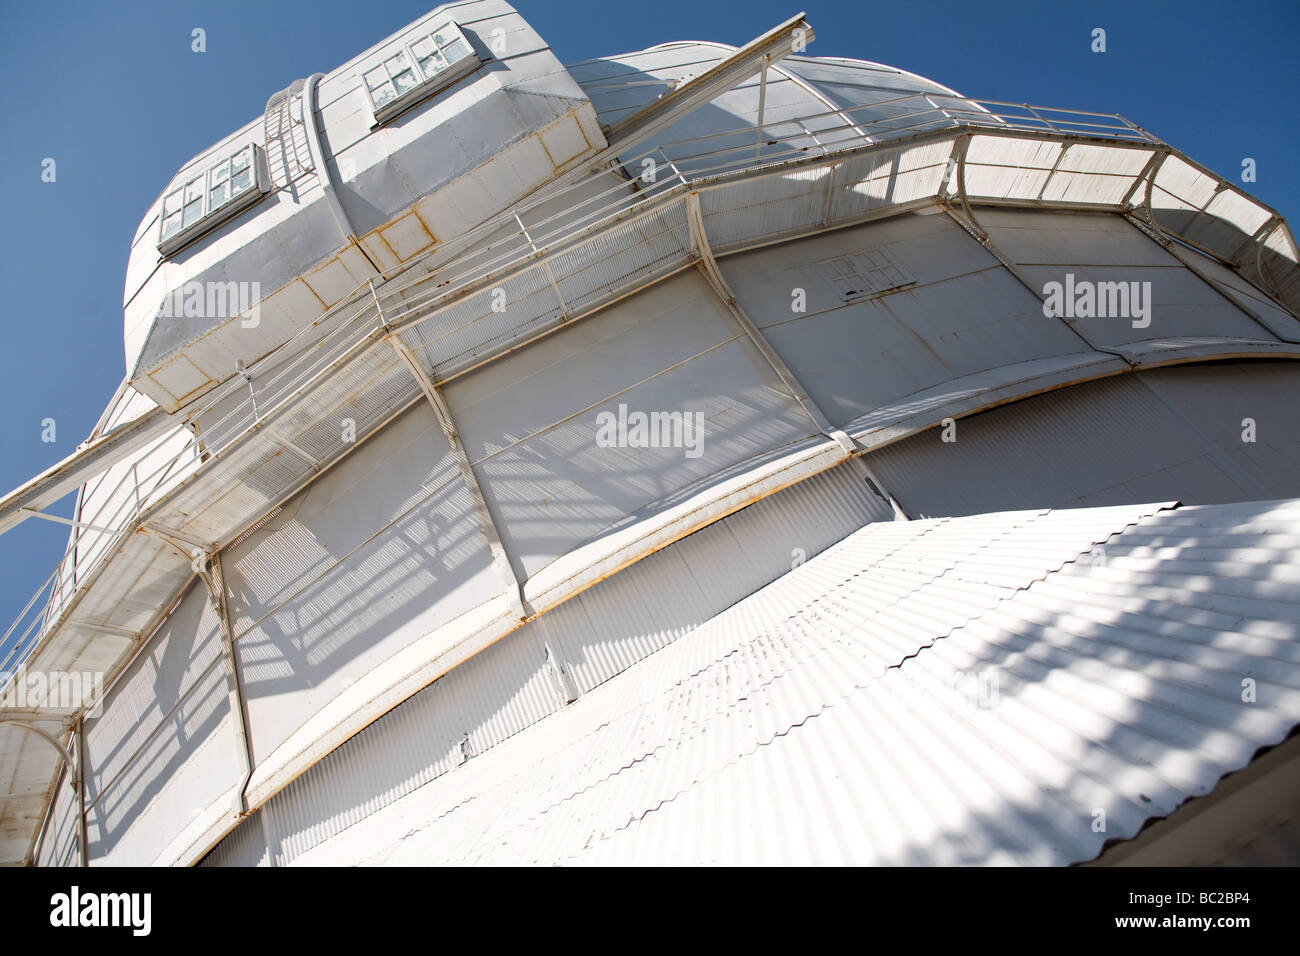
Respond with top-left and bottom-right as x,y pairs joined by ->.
1138,362 -> 1300,500
201,455 -> 887,865
863,367 -> 1289,519
722,214 -> 1088,427
1019,263 -> 1273,348
979,208 -> 1281,349
81,580 -> 240,865
284,498 -> 1300,866
225,402 -> 505,763
979,207 -> 1173,266
444,269 -> 819,579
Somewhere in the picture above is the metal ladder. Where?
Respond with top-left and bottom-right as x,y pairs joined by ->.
263,78 -> 314,187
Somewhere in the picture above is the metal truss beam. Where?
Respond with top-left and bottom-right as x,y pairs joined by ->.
386,333 -> 528,622
198,550 -> 254,816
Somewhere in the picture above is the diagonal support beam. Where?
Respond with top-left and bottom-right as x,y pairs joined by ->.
683,191 -> 909,519
684,191 -> 854,453
18,508 -> 120,536
601,13 -> 813,162
263,433 -> 321,470
198,550 -> 254,817
0,407 -> 173,538
142,523 -> 213,558
1124,213 -> 1300,342
387,334 -> 528,622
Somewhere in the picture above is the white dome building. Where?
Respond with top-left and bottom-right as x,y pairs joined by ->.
3,3 -> 1299,866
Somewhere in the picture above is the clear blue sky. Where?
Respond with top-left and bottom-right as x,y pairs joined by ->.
1,0 -> 1296,637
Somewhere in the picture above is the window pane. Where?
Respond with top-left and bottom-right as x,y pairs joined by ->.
210,163 -> 229,185
385,52 -> 412,76
163,189 -> 184,216
410,37 -> 435,70
184,177 -> 204,203
392,68 -> 418,94
364,66 -> 389,92
230,148 -> 250,173
418,50 -> 448,77
209,181 -> 229,209
371,84 -> 396,109
231,167 -> 252,194
182,197 -> 204,228
161,212 -> 183,240
442,38 -> 470,62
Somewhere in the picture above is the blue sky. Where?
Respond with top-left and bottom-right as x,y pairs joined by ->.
0,0 -> 1296,635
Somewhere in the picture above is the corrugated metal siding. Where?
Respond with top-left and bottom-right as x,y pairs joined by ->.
1138,362 -> 1300,500
286,497 -> 1300,866
864,364 -> 1297,519
200,456 -> 887,865
33,768 -> 78,867
1092,734 -> 1300,866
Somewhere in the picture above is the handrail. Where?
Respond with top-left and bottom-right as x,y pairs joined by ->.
0,95 -> 1165,685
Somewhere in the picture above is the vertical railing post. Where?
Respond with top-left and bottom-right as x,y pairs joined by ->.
76,719 -> 88,867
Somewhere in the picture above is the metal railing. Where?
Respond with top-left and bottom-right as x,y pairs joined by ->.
0,94 -> 1159,685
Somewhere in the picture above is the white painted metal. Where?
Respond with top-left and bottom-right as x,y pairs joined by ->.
200,457 -> 888,865
864,363 -> 1300,518
283,497 -> 1300,866
79,581 -> 241,866
4,6 -> 1299,867
126,1 -> 604,408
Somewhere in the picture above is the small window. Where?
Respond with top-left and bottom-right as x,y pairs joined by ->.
814,246 -> 915,301
158,144 -> 268,256
364,21 -> 481,125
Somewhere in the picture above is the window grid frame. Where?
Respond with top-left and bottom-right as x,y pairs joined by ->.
158,144 -> 267,256
363,20 -> 480,125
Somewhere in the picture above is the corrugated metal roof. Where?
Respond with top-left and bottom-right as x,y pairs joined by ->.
201,457 -> 887,866
5,17 -> 1298,865
291,497 -> 1300,866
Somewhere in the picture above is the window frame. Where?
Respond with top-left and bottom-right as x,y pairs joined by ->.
363,20 -> 481,127
158,144 -> 270,257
